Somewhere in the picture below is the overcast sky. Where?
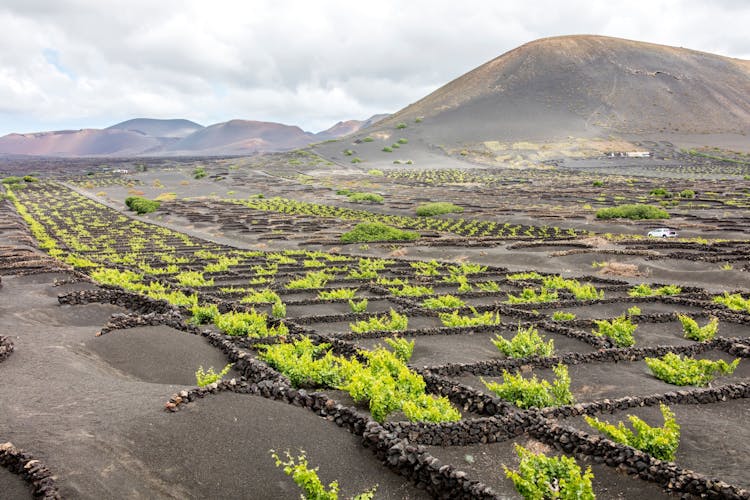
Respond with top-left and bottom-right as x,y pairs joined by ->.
1,0 -> 749,136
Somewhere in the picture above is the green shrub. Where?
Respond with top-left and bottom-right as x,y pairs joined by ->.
482,364 -> 574,409
592,315 -> 637,347
477,281 -> 501,292
389,284 -> 433,297
241,288 -> 281,304
505,444 -> 594,500
422,294 -> 465,310
592,180 -> 604,187
259,337 -> 344,388
439,308 -> 500,327
22,175 -> 38,182
713,292 -> 750,312
362,137 -> 374,142
628,284 -> 681,297
396,122 -> 407,129
272,300 -> 287,319
367,169 -> 384,176
350,309 -> 408,333
318,288 -> 358,300
214,310 -> 288,338
348,298 -> 368,313
552,311 -> 576,321
645,353 -> 739,386
384,336 -> 414,363
286,270 -> 333,289
195,363 -> 233,387
193,167 -> 207,179
491,324 -> 554,358
650,187 -> 673,198
124,196 -> 161,214
595,204 -> 669,220
507,288 -> 559,304
410,260 -> 441,276
416,202 -> 464,217
190,303 -> 219,324
175,271 -> 214,287
678,314 -> 718,341
585,404 -> 680,461
340,222 -> 418,243
382,146 -> 393,152
270,449 -> 376,500
627,305 -> 642,316
679,189 -> 695,199
1,176 -> 24,185
347,192 -> 384,203
542,276 -> 604,300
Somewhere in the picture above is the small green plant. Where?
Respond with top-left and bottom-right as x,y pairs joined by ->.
195,363 -> 233,387
318,288 -> 357,300
214,310 -> 288,338
596,204 -> 669,220
175,271 -> 214,287
347,192 -> 384,203
645,353 -> 740,386
592,180 -> 604,187
125,196 -> 161,214
678,314 -> 718,341
259,337 -> 343,388
396,122 -> 407,129
504,444 -> 594,500
628,284 -> 681,297
190,303 -> 219,324
389,284 -> 433,297
439,308 -> 500,327
350,309 -> 408,333
286,270 -> 333,289
552,311 -> 576,321
384,336 -> 414,362
340,222 -> 418,243
491,324 -> 555,358
241,288 -> 281,304
679,189 -> 695,199
592,315 -> 637,347
713,292 -> 750,312
415,202 -> 464,217
382,146 -> 393,152
193,167 -> 207,179
507,288 -> 559,304
482,364 -> 574,409
270,449 -> 376,500
650,187 -> 673,198
720,262 -> 733,271
627,305 -> 642,317
585,404 -> 680,461
348,298 -> 368,313
367,169 -> 384,176
410,260 -> 441,276
470,282 -> 497,293
272,300 -> 287,319
422,294 -> 465,310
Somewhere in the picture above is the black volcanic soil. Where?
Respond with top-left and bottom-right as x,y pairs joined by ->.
0,272 -> 425,498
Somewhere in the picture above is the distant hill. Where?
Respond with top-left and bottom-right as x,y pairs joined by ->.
164,120 -> 313,155
107,118 -> 204,138
372,35 -> 750,142
0,114 -> 383,157
315,114 -> 390,140
0,129 -> 165,156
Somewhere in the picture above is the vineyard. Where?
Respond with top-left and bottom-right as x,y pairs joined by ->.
2,173 -> 750,499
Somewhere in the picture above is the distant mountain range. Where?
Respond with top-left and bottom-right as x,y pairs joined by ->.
0,115 -> 388,157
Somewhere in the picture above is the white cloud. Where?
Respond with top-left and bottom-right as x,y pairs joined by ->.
0,0 -> 748,135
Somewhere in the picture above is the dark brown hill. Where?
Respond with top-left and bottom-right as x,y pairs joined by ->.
374,35 -> 750,142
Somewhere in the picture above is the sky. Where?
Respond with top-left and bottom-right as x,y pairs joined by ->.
1,0 -> 749,136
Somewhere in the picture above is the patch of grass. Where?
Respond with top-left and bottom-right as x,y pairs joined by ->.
347,192 -> 384,203
415,202 -> 464,217
367,169 -> 384,176
340,222 -> 418,243
596,204 -> 669,220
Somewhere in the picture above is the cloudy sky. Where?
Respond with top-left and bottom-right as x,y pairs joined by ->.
1,0 -> 749,136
